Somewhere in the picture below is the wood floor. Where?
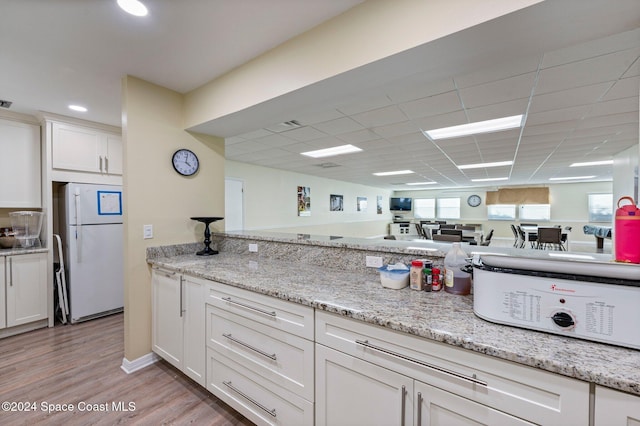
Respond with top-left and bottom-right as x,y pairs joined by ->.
0,313 -> 253,426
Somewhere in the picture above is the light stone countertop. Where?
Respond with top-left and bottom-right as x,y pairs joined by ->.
148,250 -> 640,396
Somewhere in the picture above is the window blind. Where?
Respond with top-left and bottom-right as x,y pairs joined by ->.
485,187 -> 549,205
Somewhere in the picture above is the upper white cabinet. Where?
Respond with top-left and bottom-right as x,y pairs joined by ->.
51,122 -> 122,176
0,118 -> 41,208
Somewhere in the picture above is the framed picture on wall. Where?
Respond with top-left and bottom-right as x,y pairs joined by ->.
376,195 -> 382,214
357,196 -> 367,212
330,194 -> 343,211
298,186 -> 311,216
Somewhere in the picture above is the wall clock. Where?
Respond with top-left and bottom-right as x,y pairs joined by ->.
467,194 -> 482,207
172,149 -> 199,176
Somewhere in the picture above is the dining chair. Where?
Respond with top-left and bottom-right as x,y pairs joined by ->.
480,229 -> 494,246
517,225 -> 537,248
440,224 -> 456,229
536,227 -> 563,250
560,226 -> 572,250
440,229 -> 463,238
510,224 -> 520,247
433,234 -> 462,242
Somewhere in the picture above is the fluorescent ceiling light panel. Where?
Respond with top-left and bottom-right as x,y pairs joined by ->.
471,177 -> 509,182
457,160 -> 513,170
406,181 -> 437,186
373,170 -> 414,176
549,176 -> 596,181
569,160 -> 613,167
423,115 -> 523,140
68,105 -> 87,112
117,0 -> 148,16
301,144 -> 362,158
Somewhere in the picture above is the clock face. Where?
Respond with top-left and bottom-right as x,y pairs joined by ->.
467,195 -> 482,207
172,149 -> 199,176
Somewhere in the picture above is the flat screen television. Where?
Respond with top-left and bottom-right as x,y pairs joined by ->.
389,197 -> 412,211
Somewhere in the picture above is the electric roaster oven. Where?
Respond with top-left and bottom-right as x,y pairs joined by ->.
472,255 -> 640,350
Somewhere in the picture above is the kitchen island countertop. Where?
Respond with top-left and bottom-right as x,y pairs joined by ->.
148,251 -> 640,396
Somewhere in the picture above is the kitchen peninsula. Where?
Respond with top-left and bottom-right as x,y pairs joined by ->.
147,231 -> 640,425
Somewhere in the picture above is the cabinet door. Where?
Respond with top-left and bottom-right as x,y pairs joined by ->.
52,123 -> 102,173
6,253 -> 47,327
316,344 -> 413,426
104,134 -> 122,175
183,275 -> 205,386
0,257 -> 5,329
0,118 -> 41,208
594,386 -> 640,425
415,381 -> 534,426
151,268 -> 183,369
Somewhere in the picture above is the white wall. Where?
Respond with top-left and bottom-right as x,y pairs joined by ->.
225,160 -> 392,237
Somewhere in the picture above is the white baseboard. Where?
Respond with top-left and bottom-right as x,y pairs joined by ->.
121,352 -> 160,374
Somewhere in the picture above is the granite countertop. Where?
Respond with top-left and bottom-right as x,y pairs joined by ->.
148,251 -> 640,396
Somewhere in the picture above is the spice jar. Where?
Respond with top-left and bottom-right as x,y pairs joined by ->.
431,267 -> 442,291
423,267 -> 432,292
410,260 -> 424,290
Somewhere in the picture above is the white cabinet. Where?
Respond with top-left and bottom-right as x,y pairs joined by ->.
315,310 -> 589,426
151,267 -> 205,386
594,386 -> 640,425
316,344 -> 412,426
2,253 -> 47,328
0,118 -> 41,207
0,258 -> 5,329
51,122 -> 122,175
205,281 -> 315,426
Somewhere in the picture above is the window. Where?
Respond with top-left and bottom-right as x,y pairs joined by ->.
437,198 -> 460,219
520,204 -> 550,221
414,198 -> 435,219
588,193 -> 613,222
488,204 -> 516,220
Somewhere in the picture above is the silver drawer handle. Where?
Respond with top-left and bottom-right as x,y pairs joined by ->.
152,266 -> 176,278
223,380 -> 277,418
221,297 -> 276,317
355,339 -> 487,387
223,333 -> 277,360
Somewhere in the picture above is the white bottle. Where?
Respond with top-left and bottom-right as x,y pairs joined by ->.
443,242 -> 471,295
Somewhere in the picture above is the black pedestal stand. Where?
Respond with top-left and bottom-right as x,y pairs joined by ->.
190,217 -> 223,256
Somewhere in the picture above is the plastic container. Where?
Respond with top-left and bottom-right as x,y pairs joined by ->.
444,242 -> 471,295
9,211 -> 44,248
378,264 -> 410,289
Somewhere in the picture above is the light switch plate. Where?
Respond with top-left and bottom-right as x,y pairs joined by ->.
249,243 -> 258,252
143,224 -> 153,239
366,256 -> 383,268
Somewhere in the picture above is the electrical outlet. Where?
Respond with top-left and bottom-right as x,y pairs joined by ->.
143,224 -> 153,239
249,243 -> 258,252
366,256 -> 383,268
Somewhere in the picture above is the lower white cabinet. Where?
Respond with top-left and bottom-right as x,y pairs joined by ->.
151,267 -> 205,386
594,386 -> 640,425
315,310 -> 589,426
205,281 -> 315,426
2,253 -> 47,328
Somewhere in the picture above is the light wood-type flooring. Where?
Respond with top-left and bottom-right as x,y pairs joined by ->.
0,313 -> 253,425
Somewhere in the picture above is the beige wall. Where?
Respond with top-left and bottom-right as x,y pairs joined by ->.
121,76 -> 225,361
184,0 -> 542,130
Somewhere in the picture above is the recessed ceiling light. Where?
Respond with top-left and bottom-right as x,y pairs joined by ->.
422,115 -> 523,140
406,181 -> 437,185
68,105 -> 88,112
549,176 -> 596,181
117,0 -> 148,16
569,160 -> 613,167
373,170 -> 414,176
471,177 -> 509,182
457,160 -> 513,170
301,144 -> 362,158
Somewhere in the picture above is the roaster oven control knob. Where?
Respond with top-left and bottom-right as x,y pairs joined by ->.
551,311 -> 575,329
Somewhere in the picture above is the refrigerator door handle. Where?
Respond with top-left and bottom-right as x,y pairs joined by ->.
74,187 -> 83,263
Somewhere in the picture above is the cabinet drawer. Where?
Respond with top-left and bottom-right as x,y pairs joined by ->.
207,348 -> 313,426
206,305 -> 314,401
206,282 -> 314,340
316,311 -> 589,425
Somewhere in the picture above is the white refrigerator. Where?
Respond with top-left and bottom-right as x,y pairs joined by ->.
62,183 -> 124,323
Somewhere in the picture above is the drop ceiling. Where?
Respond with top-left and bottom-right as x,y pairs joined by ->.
2,0 -> 638,191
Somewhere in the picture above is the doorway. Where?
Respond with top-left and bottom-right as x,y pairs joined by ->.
224,178 -> 244,231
